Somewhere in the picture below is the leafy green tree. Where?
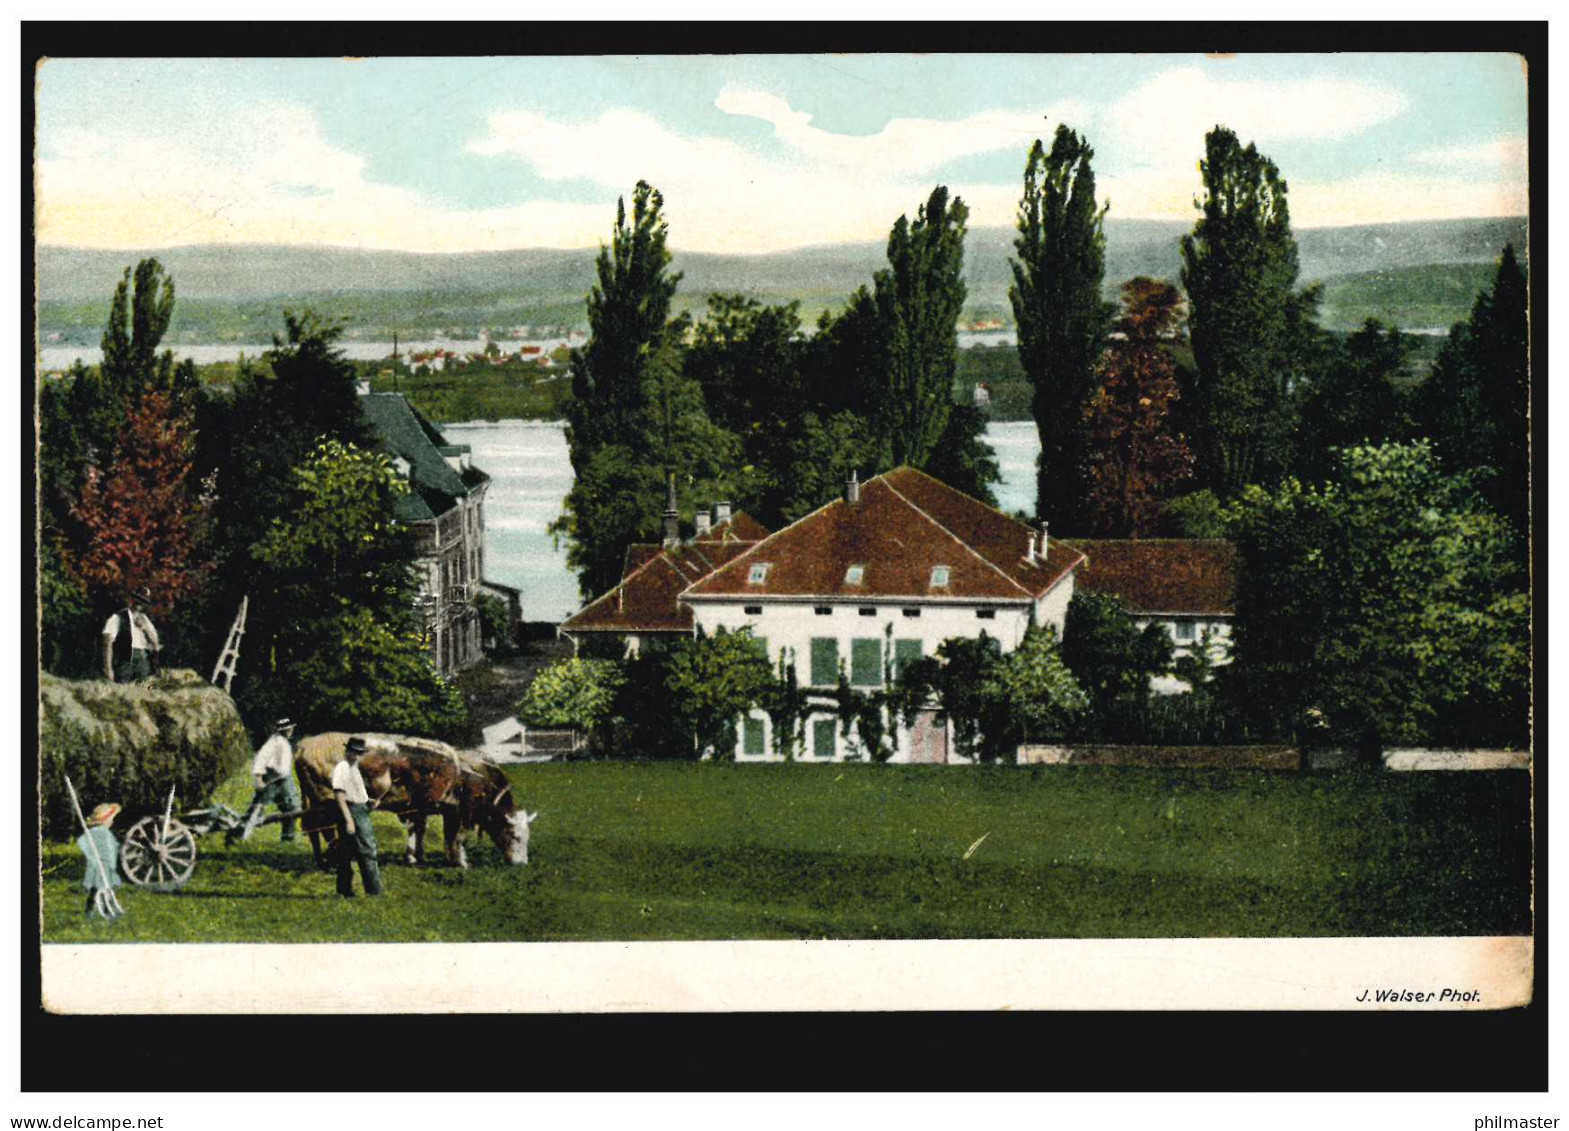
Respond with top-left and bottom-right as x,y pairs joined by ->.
686,293 -> 806,438
775,411 -> 880,522
247,440 -> 458,737
1413,244 -> 1530,536
1010,125 -> 1113,529
1295,319 -> 1416,484
924,404 -> 1002,509
209,313 -> 376,671
288,606 -> 467,740
892,634 -> 1010,762
1159,488 -> 1229,538
1227,442 -> 1530,754
474,591 -> 514,653
664,626 -> 774,759
1180,127 -> 1309,494
871,185 -> 969,469
1082,278 -> 1195,536
518,658 -> 626,735
1062,590 -> 1174,724
982,624 -> 1088,743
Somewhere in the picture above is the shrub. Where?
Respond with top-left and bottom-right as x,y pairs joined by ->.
518,657 -> 625,733
39,669 -> 252,840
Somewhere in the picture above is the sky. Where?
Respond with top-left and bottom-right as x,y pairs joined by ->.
35,53 -> 1530,255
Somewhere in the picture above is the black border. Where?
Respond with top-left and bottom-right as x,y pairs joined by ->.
22,20 -> 1547,1095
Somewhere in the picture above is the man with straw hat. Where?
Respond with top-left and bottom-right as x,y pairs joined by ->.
77,802 -> 124,919
101,585 -> 161,684
233,717 -> 301,844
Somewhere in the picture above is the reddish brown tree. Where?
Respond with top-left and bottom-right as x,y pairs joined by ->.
72,391 -> 213,618
1082,278 -> 1195,537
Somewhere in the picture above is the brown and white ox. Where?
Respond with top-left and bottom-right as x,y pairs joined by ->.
294,732 -> 537,869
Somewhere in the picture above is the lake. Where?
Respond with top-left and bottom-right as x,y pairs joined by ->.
39,330 -> 1009,373
444,419 -> 1041,623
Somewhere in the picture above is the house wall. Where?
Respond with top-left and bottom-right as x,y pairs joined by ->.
697,578 -> 1076,763
1132,616 -> 1233,695
411,482 -> 492,677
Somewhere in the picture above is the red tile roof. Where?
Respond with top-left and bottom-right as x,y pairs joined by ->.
568,513 -> 772,634
561,554 -> 699,634
1063,539 -> 1237,616
682,467 -> 1082,602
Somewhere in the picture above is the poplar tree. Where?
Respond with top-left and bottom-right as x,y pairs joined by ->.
1414,244 -> 1529,537
1010,125 -> 1112,531
871,185 -> 969,469
1180,127 -> 1306,494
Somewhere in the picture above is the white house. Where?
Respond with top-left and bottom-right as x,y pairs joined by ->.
679,468 -> 1084,764
1063,539 -> 1236,694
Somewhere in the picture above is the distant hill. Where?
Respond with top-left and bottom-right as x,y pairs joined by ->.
38,216 -> 1527,304
36,216 -> 1527,348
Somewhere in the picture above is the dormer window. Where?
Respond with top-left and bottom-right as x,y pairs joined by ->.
844,564 -> 865,586
748,563 -> 772,586
929,565 -> 951,589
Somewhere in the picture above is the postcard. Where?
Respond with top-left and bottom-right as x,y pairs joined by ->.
33,49 -> 1534,1018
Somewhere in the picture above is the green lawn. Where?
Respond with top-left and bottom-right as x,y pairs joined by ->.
40,762 -> 1531,943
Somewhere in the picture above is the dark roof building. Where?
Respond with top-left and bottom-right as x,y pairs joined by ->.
359,392 -> 497,676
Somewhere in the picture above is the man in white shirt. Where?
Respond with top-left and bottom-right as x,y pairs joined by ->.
101,587 -> 161,683
234,718 -> 301,844
332,736 -> 384,897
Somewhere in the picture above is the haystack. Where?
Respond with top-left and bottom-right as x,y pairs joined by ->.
39,669 -> 252,840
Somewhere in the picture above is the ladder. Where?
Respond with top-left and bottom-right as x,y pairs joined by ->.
211,596 -> 248,693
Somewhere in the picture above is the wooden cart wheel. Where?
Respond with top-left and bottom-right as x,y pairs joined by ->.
120,815 -> 198,892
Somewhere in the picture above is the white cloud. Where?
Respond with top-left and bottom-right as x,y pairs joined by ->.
37,104 -> 613,252
468,100 -> 1055,252
713,86 -> 1077,177
1107,67 -> 1410,165
36,78 -> 1525,256
1409,135 -> 1529,173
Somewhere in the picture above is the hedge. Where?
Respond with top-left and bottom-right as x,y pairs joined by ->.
39,669 -> 252,840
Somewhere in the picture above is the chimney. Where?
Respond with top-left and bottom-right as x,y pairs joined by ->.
1025,532 -> 1037,564
1038,520 -> 1050,560
715,500 -> 732,525
846,469 -> 861,505
694,507 -> 712,539
662,474 -> 680,549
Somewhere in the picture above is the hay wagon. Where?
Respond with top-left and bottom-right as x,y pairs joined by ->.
119,788 -> 302,892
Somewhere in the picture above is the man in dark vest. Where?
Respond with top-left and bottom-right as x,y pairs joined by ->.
101,586 -> 161,683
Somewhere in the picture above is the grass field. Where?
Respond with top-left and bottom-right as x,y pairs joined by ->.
40,761 -> 1531,944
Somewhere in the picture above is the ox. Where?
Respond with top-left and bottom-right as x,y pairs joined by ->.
294,732 -> 536,869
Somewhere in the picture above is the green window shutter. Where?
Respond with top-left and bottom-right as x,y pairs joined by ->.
813,718 -> 837,760
751,635 -> 769,662
743,716 -> 767,756
894,638 -> 923,679
810,637 -> 839,687
851,637 -> 882,687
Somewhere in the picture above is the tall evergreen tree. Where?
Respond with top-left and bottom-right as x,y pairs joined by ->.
1180,127 -> 1306,494
1010,125 -> 1112,530
1414,244 -> 1529,535
1295,318 -> 1415,484
871,185 -> 969,469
